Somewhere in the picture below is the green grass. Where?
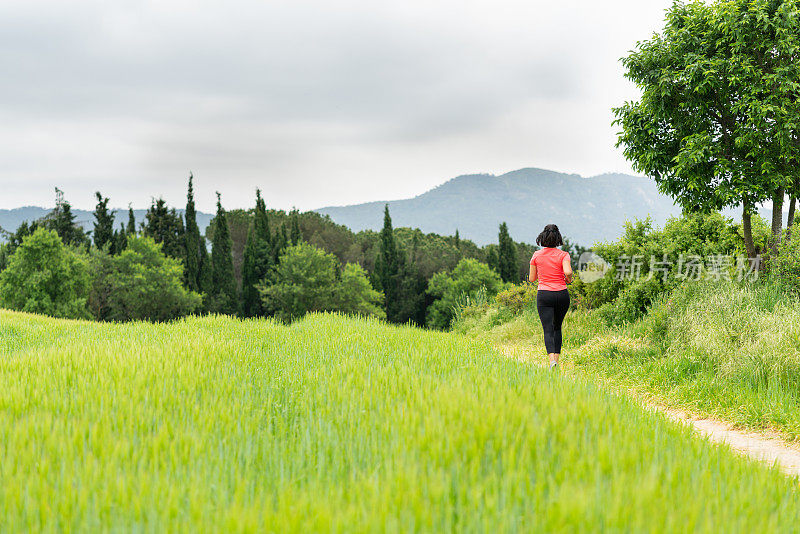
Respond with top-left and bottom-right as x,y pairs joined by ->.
457,280 -> 800,441
1,309 -> 798,531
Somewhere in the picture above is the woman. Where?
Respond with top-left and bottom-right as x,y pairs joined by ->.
528,224 -> 572,370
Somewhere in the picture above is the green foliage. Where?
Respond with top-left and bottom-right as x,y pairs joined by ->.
497,222 -> 518,283
569,212 -> 751,323
495,283 -> 538,314
126,206 -> 136,235
259,242 -> 385,322
426,258 -> 503,329
0,228 -> 90,319
92,192 -> 114,251
209,193 -> 238,315
769,231 -> 800,296
111,223 -> 127,255
376,205 -> 403,321
183,173 -> 203,293
44,188 -> 90,248
290,208 -> 302,245
88,236 -> 202,322
143,198 -> 185,259
613,0 -> 800,254
335,263 -> 386,319
242,190 -> 275,317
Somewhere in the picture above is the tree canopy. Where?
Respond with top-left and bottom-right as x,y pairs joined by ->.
614,0 -> 800,259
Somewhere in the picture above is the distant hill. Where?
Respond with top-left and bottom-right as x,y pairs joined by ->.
0,207 -> 215,239
316,168 -> 688,247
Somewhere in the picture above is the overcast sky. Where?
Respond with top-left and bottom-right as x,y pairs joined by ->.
0,0 -> 672,213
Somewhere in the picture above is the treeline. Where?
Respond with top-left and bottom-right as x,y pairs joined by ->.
0,175 -> 586,328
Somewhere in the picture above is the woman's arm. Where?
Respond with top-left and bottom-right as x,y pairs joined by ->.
562,255 -> 573,284
528,264 -> 538,283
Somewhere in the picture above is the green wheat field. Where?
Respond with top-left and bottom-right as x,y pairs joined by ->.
0,309 -> 797,531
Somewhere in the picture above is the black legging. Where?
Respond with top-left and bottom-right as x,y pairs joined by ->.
536,289 -> 570,354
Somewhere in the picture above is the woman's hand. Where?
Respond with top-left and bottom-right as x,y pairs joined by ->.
562,255 -> 573,284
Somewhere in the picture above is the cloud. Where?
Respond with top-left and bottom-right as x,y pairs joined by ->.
0,0 -> 670,212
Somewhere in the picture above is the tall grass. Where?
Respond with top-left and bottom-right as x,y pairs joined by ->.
0,309 -> 797,530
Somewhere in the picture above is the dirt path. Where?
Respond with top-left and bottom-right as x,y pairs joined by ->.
500,344 -> 800,478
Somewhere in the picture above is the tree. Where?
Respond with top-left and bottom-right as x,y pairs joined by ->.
613,0 -> 800,260
290,208 -> 302,245
88,235 -> 202,322
111,223 -> 127,255
259,242 -> 384,322
183,173 -> 203,292
497,222 -> 518,283
273,222 -> 289,264
210,192 -> 238,314
92,192 -> 114,251
45,188 -> 89,248
126,206 -> 137,235
0,228 -> 90,319
486,246 -> 499,274
143,198 -> 185,259
253,189 -> 272,244
241,189 -> 274,317
426,258 -> 503,329
376,204 -> 402,320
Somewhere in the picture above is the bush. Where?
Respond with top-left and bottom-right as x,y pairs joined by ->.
426,258 -> 503,330
769,233 -> 800,296
88,236 -> 202,322
495,283 -> 538,314
595,277 -> 667,326
0,228 -> 90,319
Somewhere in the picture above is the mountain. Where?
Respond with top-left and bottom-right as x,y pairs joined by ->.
0,207 -> 215,239
316,168 -> 686,247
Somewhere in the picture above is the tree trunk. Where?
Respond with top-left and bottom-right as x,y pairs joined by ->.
771,187 -> 785,256
788,196 -> 796,241
742,202 -> 756,261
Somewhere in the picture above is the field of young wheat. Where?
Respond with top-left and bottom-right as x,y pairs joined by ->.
0,309 -> 797,531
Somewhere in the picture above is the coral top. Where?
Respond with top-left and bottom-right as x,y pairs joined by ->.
530,248 -> 569,291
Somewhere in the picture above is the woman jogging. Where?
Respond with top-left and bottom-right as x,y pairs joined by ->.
529,224 -> 572,370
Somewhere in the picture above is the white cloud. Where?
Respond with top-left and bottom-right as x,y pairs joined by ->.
0,0 -> 670,212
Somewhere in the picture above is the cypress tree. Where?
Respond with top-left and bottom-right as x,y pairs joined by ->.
183,173 -> 202,292
111,222 -> 127,254
210,192 -> 238,315
377,204 -> 401,321
498,222 -> 517,283
241,189 -> 274,317
290,208 -> 302,245
126,206 -> 137,235
198,238 -> 212,297
454,229 -> 460,250
92,191 -> 114,251
253,189 -> 271,243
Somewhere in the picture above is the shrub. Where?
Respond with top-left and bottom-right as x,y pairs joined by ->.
426,258 -> 503,329
494,283 -> 538,314
769,233 -> 800,296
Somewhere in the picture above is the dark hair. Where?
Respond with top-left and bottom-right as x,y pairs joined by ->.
536,224 -> 563,248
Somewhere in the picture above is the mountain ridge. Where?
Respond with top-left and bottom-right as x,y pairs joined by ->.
315,168 -> 685,246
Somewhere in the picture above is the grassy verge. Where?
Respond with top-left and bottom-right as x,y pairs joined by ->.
456,280 -> 800,441
0,309 -> 798,530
